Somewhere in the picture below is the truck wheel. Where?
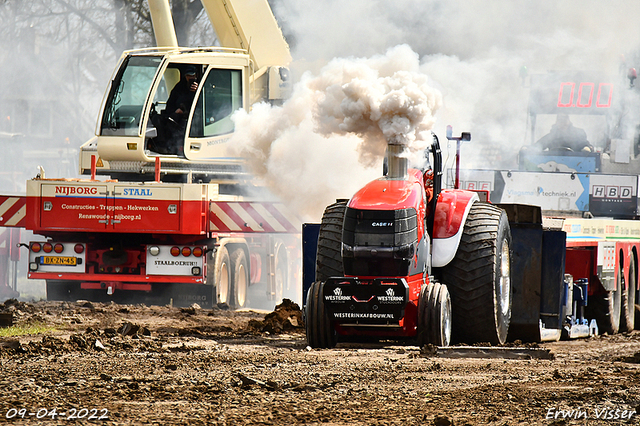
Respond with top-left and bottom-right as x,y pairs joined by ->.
305,280 -> 336,348
441,203 -> 512,345
316,201 -> 348,281
214,246 -> 231,306
591,260 -> 623,335
621,258 -> 636,332
591,287 -> 621,335
230,248 -> 249,309
418,282 -> 452,347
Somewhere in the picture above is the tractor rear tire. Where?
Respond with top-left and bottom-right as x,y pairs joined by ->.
621,258 -> 636,332
316,201 -> 348,282
305,281 -> 336,348
441,202 -> 512,345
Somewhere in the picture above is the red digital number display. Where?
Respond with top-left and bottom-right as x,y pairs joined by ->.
557,82 -> 613,108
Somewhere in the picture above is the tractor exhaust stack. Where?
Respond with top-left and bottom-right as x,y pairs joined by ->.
387,142 -> 408,179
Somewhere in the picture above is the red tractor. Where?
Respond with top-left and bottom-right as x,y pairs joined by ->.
304,131 -> 512,347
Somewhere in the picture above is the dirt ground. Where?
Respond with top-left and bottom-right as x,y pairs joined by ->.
1,298 -> 640,426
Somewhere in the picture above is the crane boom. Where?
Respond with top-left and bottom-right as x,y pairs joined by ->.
148,0 -> 179,48
200,0 -> 291,69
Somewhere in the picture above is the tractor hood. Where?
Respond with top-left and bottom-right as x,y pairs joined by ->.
348,168 -> 425,212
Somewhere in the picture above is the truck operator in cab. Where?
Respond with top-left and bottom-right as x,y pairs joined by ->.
149,65 -> 199,156
534,114 -> 593,152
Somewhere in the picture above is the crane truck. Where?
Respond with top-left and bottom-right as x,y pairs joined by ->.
0,0 -> 301,310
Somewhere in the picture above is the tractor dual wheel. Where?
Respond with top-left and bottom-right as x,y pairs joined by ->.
441,202 -> 512,345
417,282 -> 452,347
305,281 -> 336,348
316,201 -> 348,281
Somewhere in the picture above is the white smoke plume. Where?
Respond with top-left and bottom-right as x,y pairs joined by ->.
272,0 -> 640,173
230,44 -> 442,221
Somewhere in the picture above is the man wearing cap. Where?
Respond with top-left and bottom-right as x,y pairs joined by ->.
165,65 -> 199,125
150,65 -> 199,155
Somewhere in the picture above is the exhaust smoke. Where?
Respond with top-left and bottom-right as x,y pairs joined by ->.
230,44 -> 441,220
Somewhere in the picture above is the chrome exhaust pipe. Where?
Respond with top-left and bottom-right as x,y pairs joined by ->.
386,142 -> 408,179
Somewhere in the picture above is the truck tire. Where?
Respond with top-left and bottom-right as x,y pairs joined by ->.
305,280 -> 336,348
591,261 -> 623,334
591,287 -> 621,335
230,248 -> 249,309
214,246 -> 231,306
621,258 -> 636,332
418,282 -> 452,347
441,202 -> 512,345
316,201 -> 348,281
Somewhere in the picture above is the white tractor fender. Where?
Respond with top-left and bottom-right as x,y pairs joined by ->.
431,193 -> 479,268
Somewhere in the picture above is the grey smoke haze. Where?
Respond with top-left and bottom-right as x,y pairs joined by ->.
2,0 -> 640,216
230,44 -> 441,220
238,0 -> 640,220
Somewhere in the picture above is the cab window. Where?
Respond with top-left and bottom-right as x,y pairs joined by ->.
100,56 -> 162,136
189,69 -> 243,138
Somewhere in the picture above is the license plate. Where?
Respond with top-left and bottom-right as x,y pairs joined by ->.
40,256 -> 77,266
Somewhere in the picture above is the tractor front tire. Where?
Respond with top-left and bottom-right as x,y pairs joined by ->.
417,284 -> 434,347
418,282 -> 452,347
305,281 -> 336,348
441,202 -> 512,345
316,201 -> 348,281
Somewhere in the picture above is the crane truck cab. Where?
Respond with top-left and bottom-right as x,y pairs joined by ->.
79,48 -> 291,183
78,0 -> 292,184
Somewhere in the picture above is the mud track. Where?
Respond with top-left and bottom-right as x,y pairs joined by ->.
1,298 -> 640,425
